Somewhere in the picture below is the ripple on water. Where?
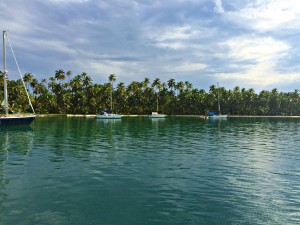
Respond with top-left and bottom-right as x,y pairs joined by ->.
0,117 -> 300,224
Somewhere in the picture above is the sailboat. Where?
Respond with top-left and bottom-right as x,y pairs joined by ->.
96,109 -> 122,119
96,79 -> 122,119
148,89 -> 166,118
0,31 -> 35,126
208,82 -> 227,118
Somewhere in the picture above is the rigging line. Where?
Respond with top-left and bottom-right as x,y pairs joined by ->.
7,36 -> 35,114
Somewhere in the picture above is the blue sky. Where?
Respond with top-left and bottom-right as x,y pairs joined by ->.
1,0 -> 300,92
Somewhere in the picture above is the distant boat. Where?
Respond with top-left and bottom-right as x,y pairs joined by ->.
208,111 -> 227,118
148,112 -> 166,118
148,89 -> 166,118
96,77 -> 122,119
96,109 -> 122,119
0,31 -> 35,126
208,82 -> 227,118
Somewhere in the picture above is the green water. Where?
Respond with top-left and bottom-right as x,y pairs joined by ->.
0,117 -> 300,225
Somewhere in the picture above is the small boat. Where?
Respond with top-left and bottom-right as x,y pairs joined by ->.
208,111 -> 227,118
148,86 -> 166,118
96,75 -> 122,119
96,110 -> 122,119
148,112 -> 166,118
208,82 -> 227,118
0,31 -> 35,126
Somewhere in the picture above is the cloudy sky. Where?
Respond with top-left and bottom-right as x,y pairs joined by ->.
1,0 -> 300,92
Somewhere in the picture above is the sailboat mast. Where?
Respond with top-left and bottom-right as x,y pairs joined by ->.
156,92 -> 158,112
111,81 -> 113,112
3,31 -> 8,116
217,82 -> 220,112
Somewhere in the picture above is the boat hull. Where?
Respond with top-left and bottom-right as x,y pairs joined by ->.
96,114 -> 122,119
148,114 -> 166,118
0,115 -> 35,126
209,115 -> 228,118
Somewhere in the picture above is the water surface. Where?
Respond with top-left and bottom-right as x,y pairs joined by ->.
0,117 -> 299,224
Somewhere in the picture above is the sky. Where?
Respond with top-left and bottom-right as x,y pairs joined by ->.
1,0 -> 300,92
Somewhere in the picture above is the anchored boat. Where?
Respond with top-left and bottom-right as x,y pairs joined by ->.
0,31 -> 35,126
96,75 -> 122,119
208,82 -> 227,118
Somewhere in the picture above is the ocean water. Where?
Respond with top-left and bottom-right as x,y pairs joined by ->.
0,117 -> 299,225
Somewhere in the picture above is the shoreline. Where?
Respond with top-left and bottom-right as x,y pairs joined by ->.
35,114 -> 300,118
36,114 -> 146,117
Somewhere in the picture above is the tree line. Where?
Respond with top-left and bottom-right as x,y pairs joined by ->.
1,69 -> 300,115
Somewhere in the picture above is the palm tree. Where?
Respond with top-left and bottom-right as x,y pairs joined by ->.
109,74 -> 116,111
48,77 -> 56,93
127,81 -> 142,114
66,70 -> 72,82
258,90 -> 270,115
30,78 -> 38,98
23,72 -> 34,94
152,78 -> 161,112
269,88 -> 280,115
184,81 -> 193,92
116,82 -> 127,113
55,69 -> 66,84
176,81 -> 184,96
81,72 -> 92,88
231,86 -> 241,114
142,77 -> 150,90
167,78 -> 175,92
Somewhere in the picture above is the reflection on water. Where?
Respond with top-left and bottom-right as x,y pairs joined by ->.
0,125 -> 35,216
0,125 -> 34,163
0,117 -> 300,225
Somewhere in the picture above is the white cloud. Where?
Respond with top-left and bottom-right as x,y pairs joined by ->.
144,25 -> 200,43
2,0 -> 300,91
143,24 -> 216,51
47,0 -> 89,3
155,42 -> 185,50
214,0 -> 225,14
84,61 -> 126,77
215,35 -> 300,89
224,36 -> 290,63
216,69 -> 300,91
143,25 -> 196,50
225,0 -> 300,31
165,62 -> 207,73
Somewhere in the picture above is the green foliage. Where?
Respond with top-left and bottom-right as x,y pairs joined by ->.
2,69 -> 300,115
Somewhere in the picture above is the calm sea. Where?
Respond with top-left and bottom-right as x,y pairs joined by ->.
0,117 -> 299,225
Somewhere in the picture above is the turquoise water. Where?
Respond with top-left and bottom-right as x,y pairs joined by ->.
0,117 -> 300,225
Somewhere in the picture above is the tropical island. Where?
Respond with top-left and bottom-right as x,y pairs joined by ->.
1,69 -> 299,116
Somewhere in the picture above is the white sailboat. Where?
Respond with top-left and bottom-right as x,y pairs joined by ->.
148,89 -> 166,118
96,78 -> 122,119
208,82 -> 227,118
149,111 -> 166,118
0,31 -> 35,126
96,109 -> 122,119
